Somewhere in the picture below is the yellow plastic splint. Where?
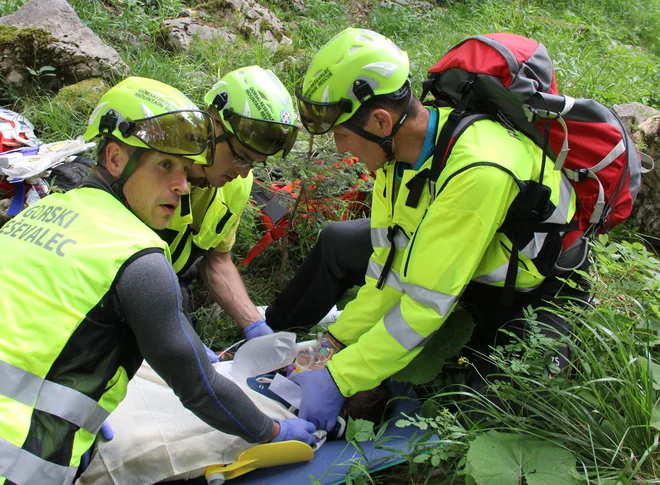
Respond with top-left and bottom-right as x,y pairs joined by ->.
205,441 -> 314,484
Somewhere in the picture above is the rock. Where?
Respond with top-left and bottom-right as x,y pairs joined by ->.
51,78 -> 109,115
631,115 -> 660,250
159,15 -> 236,52
0,0 -> 128,93
612,102 -> 660,136
159,0 -> 290,53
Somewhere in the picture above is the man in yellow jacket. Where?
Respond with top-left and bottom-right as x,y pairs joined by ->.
160,66 -> 299,346
269,28 -> 589,432
0,77 -> 316,485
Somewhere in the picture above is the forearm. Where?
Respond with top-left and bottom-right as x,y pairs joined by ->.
201,250 -> 261,328
117,252 -> 275,442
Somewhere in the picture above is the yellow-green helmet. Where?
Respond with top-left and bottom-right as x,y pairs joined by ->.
85,77 -> 214,165
296,28 -> 410,134
204,66 -> 299,158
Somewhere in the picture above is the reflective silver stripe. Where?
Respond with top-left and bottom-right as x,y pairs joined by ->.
544,173 -> 573,224
473,261 -> 512,285
368,260 -> 458,317
0,360 -> 109,434
521,232 -> 548,259
0,438 -> 77,485
366,260 -> 404,292
400,282 -> 458,318
383,301 -> 426,351
370,227 -> 409,249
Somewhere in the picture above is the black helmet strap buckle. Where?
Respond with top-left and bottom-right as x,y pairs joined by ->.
212,93 -> 230,112
98,110 -> 118,135
352,79 -> 376,104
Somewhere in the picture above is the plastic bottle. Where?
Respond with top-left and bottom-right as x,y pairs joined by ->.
231,332 -> 318,381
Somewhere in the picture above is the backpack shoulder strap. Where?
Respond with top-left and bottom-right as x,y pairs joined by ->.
405,110 -> 492,208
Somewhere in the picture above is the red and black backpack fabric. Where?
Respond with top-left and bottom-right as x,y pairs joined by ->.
412,33 -> 654,276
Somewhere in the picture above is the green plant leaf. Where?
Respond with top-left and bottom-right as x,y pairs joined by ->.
392,307 -> 475,384
466,431 -> 578,485
651,403 -> 660,431
346,418 -> 374,443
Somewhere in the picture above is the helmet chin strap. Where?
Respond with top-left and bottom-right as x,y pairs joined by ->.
343,93 -> 413,161
98,146 -> 147,205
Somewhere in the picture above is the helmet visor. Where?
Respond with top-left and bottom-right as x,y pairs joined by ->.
225,110 -> 299,157
126,110 -> 215,165
295,86 -> 352,135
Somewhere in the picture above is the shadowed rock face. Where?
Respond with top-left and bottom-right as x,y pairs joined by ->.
0,0 -> 128,92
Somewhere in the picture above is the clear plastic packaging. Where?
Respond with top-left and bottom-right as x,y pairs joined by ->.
231,332 -> 318,381
292,334 -> 337,374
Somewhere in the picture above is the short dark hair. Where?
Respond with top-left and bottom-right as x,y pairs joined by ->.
342,383 -> 390,423
348,89 -> 422,129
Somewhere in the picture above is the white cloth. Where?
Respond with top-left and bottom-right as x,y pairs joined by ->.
77,361 -> 296,485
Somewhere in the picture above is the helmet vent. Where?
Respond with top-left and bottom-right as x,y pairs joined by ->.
357,34 -> 372,43
335,55 -> 345,65
258,90 -> 269,101
349,46 -> 361,55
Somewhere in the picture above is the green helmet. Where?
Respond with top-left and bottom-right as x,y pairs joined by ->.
85,77 -> 215,165
204,66 -> 299,158
296,28 -> 410,134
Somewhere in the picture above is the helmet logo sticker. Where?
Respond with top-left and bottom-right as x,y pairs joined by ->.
280,109 -> 292,124
135,88 -> 179,113
304,67 -> 332,98
246,86 -> 273,120
363,62 -> 398,78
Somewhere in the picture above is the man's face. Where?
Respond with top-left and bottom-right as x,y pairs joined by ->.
332,123 -> 388,172
189,118 -> 267,188
123,150 -> 191,229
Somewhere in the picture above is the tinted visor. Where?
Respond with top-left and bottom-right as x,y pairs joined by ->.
295,86 -> 353,135
225,110 -> 299,157
125,110 -> 215,164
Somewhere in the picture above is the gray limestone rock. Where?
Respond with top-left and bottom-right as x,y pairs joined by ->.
0,0 -> 128,92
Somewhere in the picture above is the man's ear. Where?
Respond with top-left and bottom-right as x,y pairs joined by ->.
370,108 -> 394,136
104,141 -> 128,178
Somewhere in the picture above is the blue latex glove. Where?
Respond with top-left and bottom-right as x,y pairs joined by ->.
271,418 -> 319,446
289,368 -> 345,432
243,319 -> 274,340
203,343 -> 220,363
80,421 -> 114,472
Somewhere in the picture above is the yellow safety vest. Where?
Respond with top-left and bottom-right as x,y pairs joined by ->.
0,188 -> 169,485
164,173 -> 253,274
327,107 -> 576,396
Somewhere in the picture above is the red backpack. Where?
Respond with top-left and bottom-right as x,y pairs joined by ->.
412,33 -> 653,278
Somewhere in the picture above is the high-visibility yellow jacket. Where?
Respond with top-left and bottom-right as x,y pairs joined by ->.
327,107 -> 576,396
162,173 -> 253,274
0,188 -> 169,485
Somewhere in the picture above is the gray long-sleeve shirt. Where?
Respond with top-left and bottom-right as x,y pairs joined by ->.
83,170 -> 273,443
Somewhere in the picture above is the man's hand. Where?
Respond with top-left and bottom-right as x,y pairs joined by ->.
270,418 -> 319,446
203,343 -> 220,363
80,421 -> 114,472
243,319 -> 274,340
289,368 -> 345,432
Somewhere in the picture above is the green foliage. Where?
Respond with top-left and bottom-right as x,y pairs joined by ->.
465,431 -> 579,485
392,307 -> 475,384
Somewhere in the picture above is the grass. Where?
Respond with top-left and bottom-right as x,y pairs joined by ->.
2,0 -> 660,483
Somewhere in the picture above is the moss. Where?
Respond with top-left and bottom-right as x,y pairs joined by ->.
0,26 -> 52,49
52,78 -> 109,115
198,0 -> 234,15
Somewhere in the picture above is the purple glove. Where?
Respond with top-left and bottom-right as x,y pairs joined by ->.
289,368 -> 345,432
271,418 -> 319,446
243,319 -> 274,340
203,343 -> 220,363
80,421 -> 113,472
